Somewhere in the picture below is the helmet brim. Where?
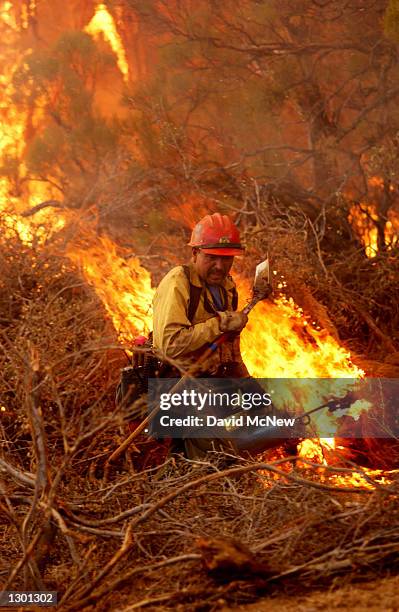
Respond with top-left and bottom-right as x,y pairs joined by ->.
200,247 -> 244,256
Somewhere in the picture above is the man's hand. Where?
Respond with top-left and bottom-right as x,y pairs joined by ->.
217,310 -> 248,333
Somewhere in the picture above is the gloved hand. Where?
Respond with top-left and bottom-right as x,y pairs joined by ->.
217,310 -> 248,333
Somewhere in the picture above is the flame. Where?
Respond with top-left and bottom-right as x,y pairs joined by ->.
236,278 -> 374,481
298,438 -> 334,464
0,1 -> 60,236
329,469 -> 398,488
349,203 -> 379,258
85,3 -> 129,82
67,232 -> 153,344
349,176 -> 399,257
297,439 -> 398,488
0,1 -> 131,239
350,203 -> 399,258
0,3 -> 25,205
239,283 -> 362,379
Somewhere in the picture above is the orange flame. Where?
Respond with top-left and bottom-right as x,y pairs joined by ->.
349,203 -> 379,258
349,176 -> 399,257
0,1 -> 60,234
67,232 -> 153,344
85,3 -> 129,82
241,296 -> 361,378
235,277 -> 381,483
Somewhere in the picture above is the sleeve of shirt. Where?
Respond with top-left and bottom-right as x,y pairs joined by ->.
152,269 -> 222,359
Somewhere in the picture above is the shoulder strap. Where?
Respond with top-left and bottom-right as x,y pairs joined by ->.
182,265 -> 203,323
227,275 -> 238,311
231,287 -> 238,311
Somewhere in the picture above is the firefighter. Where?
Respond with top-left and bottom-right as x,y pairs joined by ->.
153,212 -> 248,378
152,213 -> 288,460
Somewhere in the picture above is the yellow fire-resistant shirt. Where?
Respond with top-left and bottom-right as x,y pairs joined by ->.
152,263 -> 248,375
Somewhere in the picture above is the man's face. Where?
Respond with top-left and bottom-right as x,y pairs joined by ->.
192,249 -> 234,285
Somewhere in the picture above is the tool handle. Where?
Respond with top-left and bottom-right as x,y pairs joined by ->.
241,296 -> 263,316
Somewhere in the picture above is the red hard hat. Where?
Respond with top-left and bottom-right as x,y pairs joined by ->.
188,213 -> 244,256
